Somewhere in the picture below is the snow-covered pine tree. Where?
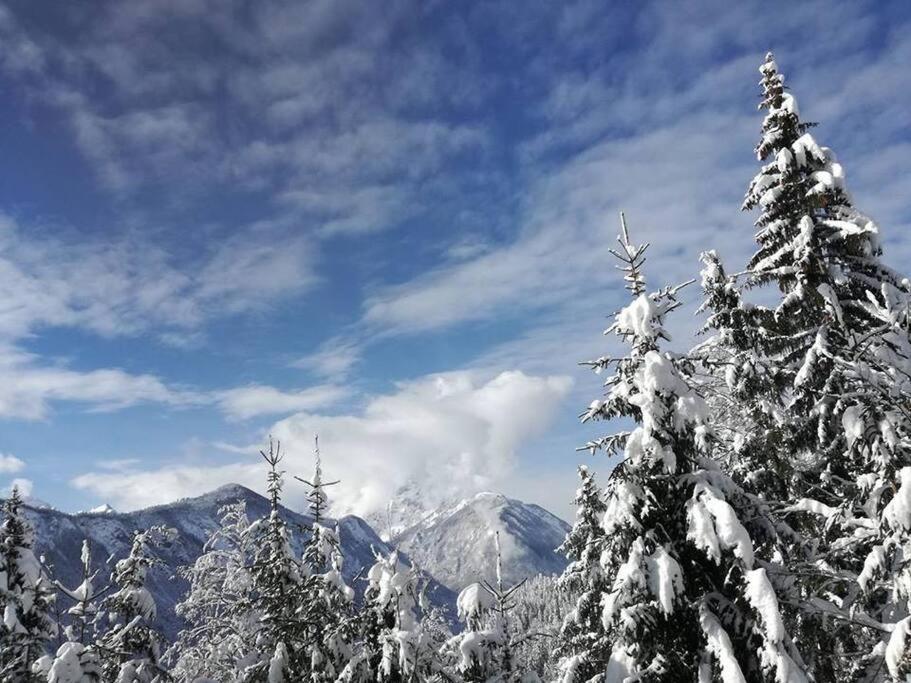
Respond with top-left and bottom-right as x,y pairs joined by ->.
577,215 -> 808,681
241,438 -> 309,681
699,53 -> 911,678
168,501 -> 259,682
294,436 -> 355,681
0,486 -> 57,681
445,532 -> 539,683
554,466 -> 609,681
95,526 -> 175,682
32,540 -> 106,682
740,52 -> 908,487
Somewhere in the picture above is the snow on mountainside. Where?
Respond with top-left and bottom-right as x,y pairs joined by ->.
391,491 -> 571,590
20,483 -> 456,641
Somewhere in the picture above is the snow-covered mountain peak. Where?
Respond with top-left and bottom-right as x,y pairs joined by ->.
390,489 -> 570,590
87,503 -> 116,514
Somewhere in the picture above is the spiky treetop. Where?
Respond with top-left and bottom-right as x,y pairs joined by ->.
294,435 -> 340,527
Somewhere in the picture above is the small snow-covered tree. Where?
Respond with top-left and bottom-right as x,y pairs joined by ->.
32,540 -> 106,682
554,466 -> 609,680
444,533 -> 539,683
95,526 -> 175,682
0,486 -> 57,681
340,550 -> 441,682
168,501 -> 259,682
578,215 -> 808,680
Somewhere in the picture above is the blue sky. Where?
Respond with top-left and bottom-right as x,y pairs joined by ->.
0,0 -> 909,519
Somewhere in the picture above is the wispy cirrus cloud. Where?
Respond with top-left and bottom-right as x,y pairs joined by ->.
292,336 -> 362,380
0,346 -> 199,420
0,345 -> 343,422
0,0 -> 493,238
0,212 -> 318,343
362,2 -> 911,363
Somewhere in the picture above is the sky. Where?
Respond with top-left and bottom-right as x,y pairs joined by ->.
0,0 -> 909,520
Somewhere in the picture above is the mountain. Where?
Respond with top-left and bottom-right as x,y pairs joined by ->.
21,484 -> 456,641
390,491 -> 571,590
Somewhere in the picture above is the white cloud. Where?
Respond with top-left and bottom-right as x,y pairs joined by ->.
0,346 -> 200,420
0,344 -> 345,421
215,384 -> 347,420
362,30 -> 911,353
72,369 -> 573,513
0,453 -> 25,474
364,111 -> 753,338
73,463 -> 253,511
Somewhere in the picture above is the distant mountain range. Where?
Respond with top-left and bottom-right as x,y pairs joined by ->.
20,483 -> 570,641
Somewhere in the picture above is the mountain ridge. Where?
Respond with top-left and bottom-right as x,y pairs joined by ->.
13,482 -> 571,641
20,482 -> 456,640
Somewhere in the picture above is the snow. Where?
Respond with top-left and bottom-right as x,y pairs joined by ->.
45,642 -> 87,683
841,405 -> 864,446
268,642 -> 289,683
602,479 -> 643,535
884,467 -> 911,532
646,546 -> 682,615
745,568 -> 784,643
784,498 -> 838,520
615,294 -> 662,341
602,539 -> 646,628
687,480 -> 754,568
605,647 -> 638,683
858,544 -> 886,593
457,582 -> 495,622
886,616 -> 911,678
792,133 -> 824,168
699,605 -> 747,683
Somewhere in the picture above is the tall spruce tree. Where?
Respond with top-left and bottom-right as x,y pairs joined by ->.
0,486 -> 57,681
580,216 -> 808,680
295,436 -> 355,682
699,53 -> 911,679
241,439 -> 309,681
